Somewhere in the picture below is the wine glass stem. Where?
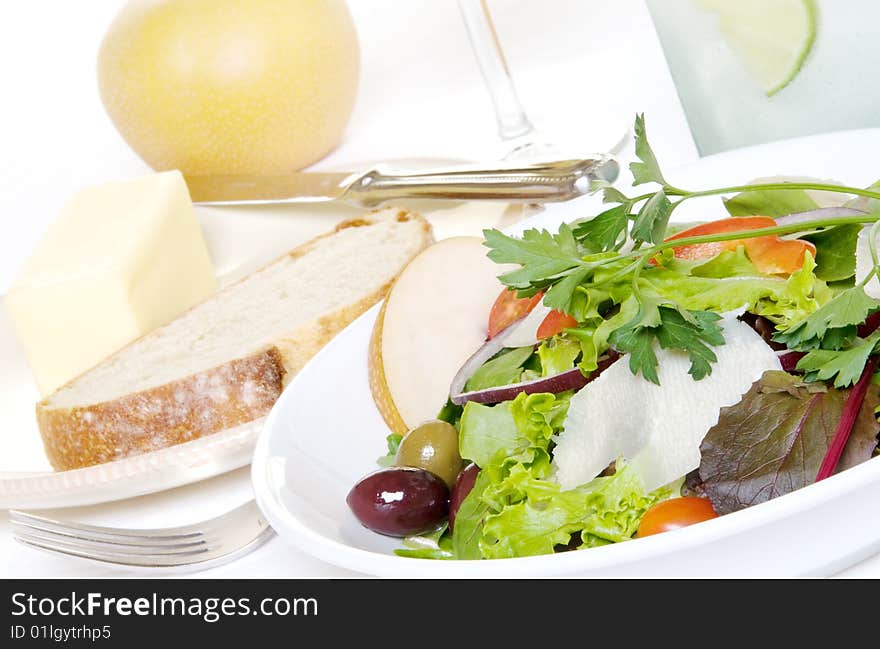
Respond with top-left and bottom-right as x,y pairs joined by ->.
458,0 -> 534,143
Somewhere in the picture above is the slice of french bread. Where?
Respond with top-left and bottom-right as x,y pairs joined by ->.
37,207 -> 432,470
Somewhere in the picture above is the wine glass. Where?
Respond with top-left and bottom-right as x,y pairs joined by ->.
456,0 -> 621,235
457,0 -> 625,162
457,0 -> 554,161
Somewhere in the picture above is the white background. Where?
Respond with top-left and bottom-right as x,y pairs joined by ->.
0,0 -> 876,577
0,0 -> 697,291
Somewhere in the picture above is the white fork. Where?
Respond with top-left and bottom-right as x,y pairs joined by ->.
9,500 -> 273,570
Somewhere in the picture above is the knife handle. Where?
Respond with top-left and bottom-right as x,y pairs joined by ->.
342,156 -> 619,206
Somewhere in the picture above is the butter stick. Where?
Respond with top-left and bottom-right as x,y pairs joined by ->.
5,171 -> 217,395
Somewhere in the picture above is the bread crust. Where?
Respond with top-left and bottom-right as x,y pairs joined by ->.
38,348 -> 286,470
37,209 -> 432,470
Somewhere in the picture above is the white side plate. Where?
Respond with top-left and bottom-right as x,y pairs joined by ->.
0,193 -> 514,509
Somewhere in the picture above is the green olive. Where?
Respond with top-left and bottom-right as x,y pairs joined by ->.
395,420 -> 463,488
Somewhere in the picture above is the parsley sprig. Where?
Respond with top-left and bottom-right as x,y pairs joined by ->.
587,114 -> 880,250
484,115 -> 880,385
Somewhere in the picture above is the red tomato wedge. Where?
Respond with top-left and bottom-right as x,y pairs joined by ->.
536,310 -> 578,340
664,216 -> 816,275
636,497 -> 718,537
487,289 -> 543,339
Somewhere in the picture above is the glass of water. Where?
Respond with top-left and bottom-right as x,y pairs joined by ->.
647,0 -> 880,155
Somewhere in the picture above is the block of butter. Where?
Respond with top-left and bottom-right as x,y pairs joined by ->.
4,170 -> 217,395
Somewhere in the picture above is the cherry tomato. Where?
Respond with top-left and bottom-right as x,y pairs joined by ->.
487,288 -> 543,339
536,310 -> 578,340
637,497 -> 718,537
664,216 -> 816,275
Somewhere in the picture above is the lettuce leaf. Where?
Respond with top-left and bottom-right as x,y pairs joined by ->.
376,433 -> 403,467
562,251 -> 830,384
458,401 -> 519,469
394,524 -> 454,560
649,252 -> 831,328
453,391 -> 675,559
699,371 -> 880,514
480,465 -> 677,558
724,187 -> 819,217
464,346 -> 534,392
802,225 -> 861,282
451,470 -> 492,560
537,337 -> 581,376
458,391 -> 568,472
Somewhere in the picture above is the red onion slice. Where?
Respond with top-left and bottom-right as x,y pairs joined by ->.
448,316 -> 528,403
450,333 -> 618,406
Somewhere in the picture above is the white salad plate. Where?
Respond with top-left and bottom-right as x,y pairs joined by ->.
252,128 -> 880,577
0,187 -> 514,509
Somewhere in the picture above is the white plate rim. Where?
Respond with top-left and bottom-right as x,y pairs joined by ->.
0,418 -> 262,509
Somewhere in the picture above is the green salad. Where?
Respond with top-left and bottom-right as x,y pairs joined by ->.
347,115 -> 880,560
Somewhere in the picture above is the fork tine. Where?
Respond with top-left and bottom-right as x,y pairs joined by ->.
14,535 -> 214,568
12,526 -> 213,554
9,500 -> 273,570
9,515 -> 210,547
10,510 -> 212,541
8,501 -> 261,543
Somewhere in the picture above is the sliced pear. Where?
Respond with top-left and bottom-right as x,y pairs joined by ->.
369,237 -> 507,434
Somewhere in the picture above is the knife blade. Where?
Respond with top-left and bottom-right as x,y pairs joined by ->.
184,157 -> 619,207
184,171 -> 360,204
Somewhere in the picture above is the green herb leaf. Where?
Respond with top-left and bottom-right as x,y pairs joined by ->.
796,330 -> 880,388
629,114 -> 668,186
608,322 -> 660,384
802,224 -> 861,282
542,266 -> 592,314
572,205 -> 629,252
631,190 -> 672,244
603,186 -> 631,204
483,225 -> 583,291
773,285 -> 880,350
609,304 -> 723,383
655,309 -> 725,379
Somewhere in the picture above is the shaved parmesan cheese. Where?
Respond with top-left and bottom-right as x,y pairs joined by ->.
552,316 -> 782,492
856,226 -> 880,299
502,304 -> 552,348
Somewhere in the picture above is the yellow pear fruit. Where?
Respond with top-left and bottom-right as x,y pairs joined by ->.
368,238 -> 509,435
97,0 -> 359,174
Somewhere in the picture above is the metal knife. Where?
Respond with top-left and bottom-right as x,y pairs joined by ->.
184,156 -> 619,207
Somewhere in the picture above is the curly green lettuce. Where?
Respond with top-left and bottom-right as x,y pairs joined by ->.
452,391 -> 677,559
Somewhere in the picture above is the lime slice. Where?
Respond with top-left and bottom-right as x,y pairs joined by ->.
698,0 -> 817,96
